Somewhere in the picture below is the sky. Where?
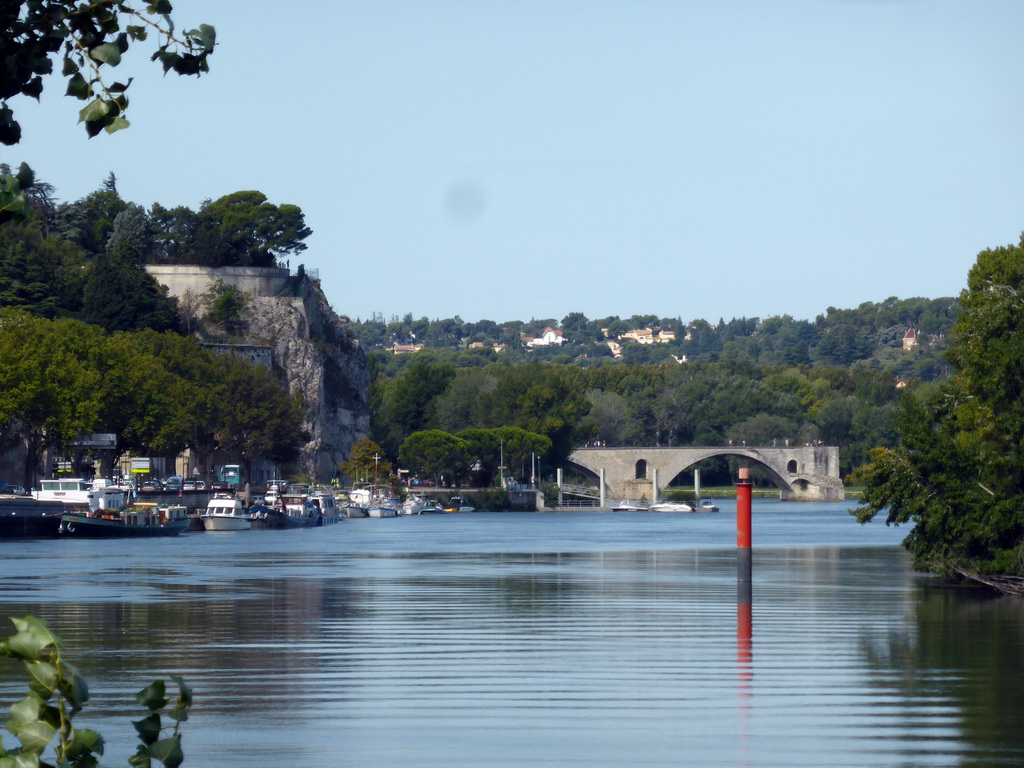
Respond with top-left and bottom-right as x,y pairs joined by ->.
6,0 -> 1024,325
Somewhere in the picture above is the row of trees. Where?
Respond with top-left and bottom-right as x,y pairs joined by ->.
354,295 -> 957,382
369,354 -> 903,484
0,310 -> 305,486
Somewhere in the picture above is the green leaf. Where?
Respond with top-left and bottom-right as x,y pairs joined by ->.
62,57 -> 79,77
186,24 -> 216,52
107,78 -> 134,94
58,663 -> 90,712
14,163 -> 33,188
0,753 -> 42,768
146,1 -> 174,15
78,98 -> 110,125
132,713 -> 161,746
89,43 -> 122,66
134,680 -> 168,711
64,728 -> 104,759
8,721 -> 56,755
24,661 -> 58,697
64,72 -> 90,100
104,117 -> 130,134
1,617 -> 58,661
128,747 -> 152,768
167,676 -> 191,721
126,25 -> 148,42
146,735 -> 183,768
7,694 -> 43,727
22,77 -> 43,101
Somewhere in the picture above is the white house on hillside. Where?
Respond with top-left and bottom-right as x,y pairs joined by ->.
522,327 -> 566,347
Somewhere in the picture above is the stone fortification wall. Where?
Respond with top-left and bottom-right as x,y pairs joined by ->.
145,265 -> 370,482
144,265 -> 291,299
202,344 -> 274,369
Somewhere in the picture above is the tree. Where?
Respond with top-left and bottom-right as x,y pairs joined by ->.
376,358 -> 456,454
202,191 -> 311,267
201,279 -> 248,328
81,250 -> 179,332
456,426 -> 552,486
854,234 -> 1024,582
0,311 -> 106,485
210,354 -> 305,481
339,437 -> 393,486
1,1 -> 215,219
399,430 -> 471,486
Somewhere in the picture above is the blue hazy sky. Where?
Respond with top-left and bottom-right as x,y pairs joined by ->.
7,1 -> 1024,324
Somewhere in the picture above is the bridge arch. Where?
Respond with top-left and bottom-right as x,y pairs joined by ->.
566,445 -> 843,503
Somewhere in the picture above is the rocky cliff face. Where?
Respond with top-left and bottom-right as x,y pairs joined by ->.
239,278 -> 370,482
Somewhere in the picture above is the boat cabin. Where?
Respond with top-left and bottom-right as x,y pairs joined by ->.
34,479 -> 125,511
124,503 -> 187,527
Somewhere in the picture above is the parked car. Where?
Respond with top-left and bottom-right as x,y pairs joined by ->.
0,481 -> 27,495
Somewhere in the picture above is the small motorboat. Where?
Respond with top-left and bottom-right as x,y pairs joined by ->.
610,499 -> 647,511
648,501 -> 695,513
201,494 -> 252,531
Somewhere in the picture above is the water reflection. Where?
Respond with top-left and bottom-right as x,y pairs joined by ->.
0,509 -> 1020,767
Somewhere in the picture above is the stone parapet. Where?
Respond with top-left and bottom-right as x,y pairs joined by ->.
144,265 -> 291,299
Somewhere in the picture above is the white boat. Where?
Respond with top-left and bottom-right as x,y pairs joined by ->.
402,496 -> 427,515
346,488 -> 370,518
368,493 -> 399,517
33,478 -> 125,512
611,499 -> 647,511
310,489 -> 344,523
201,494 -> 252,531
696,498 -> 720,513
444,496 -> 475,513
648,501 -> 694,513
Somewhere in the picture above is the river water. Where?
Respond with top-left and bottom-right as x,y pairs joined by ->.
1,501 -> 1022,767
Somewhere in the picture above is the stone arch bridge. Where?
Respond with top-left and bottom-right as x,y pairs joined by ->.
567,445 -> 844,502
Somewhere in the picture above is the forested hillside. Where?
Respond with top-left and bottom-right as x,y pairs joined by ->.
353,296 -> 956,380
0,172 -> 960,489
